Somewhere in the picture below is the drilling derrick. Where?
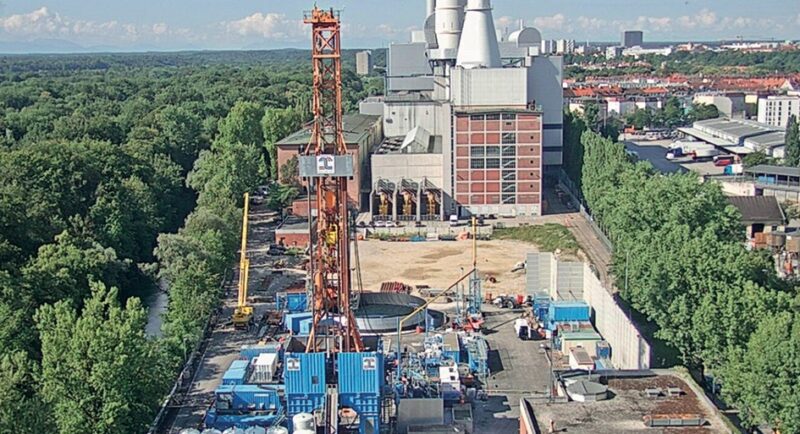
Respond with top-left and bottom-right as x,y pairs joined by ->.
302,7 -> 363,353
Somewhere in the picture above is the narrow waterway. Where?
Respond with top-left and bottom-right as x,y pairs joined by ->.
143,278 -> 169,337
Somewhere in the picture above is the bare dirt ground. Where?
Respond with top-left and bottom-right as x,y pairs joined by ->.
357,238 -> 541,296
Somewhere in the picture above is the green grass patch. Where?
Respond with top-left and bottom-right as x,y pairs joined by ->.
493,223 -> 579,254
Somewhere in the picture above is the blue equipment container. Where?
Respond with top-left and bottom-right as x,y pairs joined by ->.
222,360 -> 250,386
284,352 -> 327,423
338,352 -> 383,434
298,318 -> 313,336
277,292 -> 308,313
206,412 -> 283,430
214,384 -> 283,412
548,301 -> 591,322
284,312 -> 313,334
596,340 -> 611,359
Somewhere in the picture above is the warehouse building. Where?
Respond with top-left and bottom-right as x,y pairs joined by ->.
679,118 -> 785,158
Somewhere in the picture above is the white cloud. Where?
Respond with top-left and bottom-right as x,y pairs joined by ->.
0,7 -> 193,45
576,16 -> 607,31
224,12 -> 304,40
533,14 -> 568,31
797,14 -> 800,25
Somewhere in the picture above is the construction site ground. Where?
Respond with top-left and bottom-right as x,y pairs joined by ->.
357,238 -> 539,297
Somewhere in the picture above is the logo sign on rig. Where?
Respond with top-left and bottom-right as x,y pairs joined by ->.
299,155 -> 354,178
317,155 -> 335,175
286,357 -> 301,372
362,356 -> 377,371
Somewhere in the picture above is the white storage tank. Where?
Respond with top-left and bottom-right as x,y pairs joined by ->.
245,427 -> 267,434
222,428 -> 245,434
180,430 -> 201,434
202,430 -> 222,434
265,427 -> 287,434
293,431 -> 315,434
292,413 -> 315,432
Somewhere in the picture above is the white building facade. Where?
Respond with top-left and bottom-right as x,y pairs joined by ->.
758,96 -> 800,127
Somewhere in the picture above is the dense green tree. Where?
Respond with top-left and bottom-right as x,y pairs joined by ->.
188,141 -> 266,211
562,110 -> 587,191
742,150 -> 772,168
218,101 -> 265,149
36,283 -> 168,434
689,103 -> 720,122
22,232 -> 125,308
263,107 -> 304,178
722,311 -> 800,432
155,106 -> 205,171
784,115 -> 800,166
0,351 -> 54,434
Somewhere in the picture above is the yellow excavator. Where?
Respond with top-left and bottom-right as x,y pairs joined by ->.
232,192 -> 254,329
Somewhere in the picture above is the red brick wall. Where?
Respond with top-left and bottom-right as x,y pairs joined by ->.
453,112 -> 543,211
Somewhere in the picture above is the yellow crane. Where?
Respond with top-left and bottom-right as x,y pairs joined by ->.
232,192 -> 254,329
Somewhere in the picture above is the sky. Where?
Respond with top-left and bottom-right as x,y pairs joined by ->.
0,0 -> 797,52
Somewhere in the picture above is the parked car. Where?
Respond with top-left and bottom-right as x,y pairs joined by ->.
385,221 -> 398,228
374,220 -> 386,228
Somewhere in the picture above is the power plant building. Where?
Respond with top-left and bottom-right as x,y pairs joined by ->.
279,0 -> 563,220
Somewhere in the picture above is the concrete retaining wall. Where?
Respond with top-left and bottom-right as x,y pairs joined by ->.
582,266 -> 651,370
525,252 -> 651,370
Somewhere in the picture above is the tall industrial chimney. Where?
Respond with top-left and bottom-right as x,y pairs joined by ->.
456,0 -> 501,69
432,0 -> 465,59
427,0 -> 436,17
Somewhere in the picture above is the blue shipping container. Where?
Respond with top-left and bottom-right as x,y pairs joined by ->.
284,312 -> 313,334
222,360 -> 250,386
207,413 -> 283,430
284,352 -> 327,420
277,292 -> 308,313
548,301 -> 591,322
337,352 -> 384,395
596,340 -> 611,359
298,318 -> 313,336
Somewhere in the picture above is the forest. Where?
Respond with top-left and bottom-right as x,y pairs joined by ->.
0,50 -> 382,433
565,50 -> 800,80
563,115 -> 800,432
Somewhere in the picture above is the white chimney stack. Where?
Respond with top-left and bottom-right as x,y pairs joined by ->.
427,0 -> 436,17
456,0 -> 501,69
432,0 -> 466,60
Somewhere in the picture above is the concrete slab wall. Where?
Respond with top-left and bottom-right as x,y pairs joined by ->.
582,266 -> 651,369
397,398 -> 444,433
554,261 -> 583,300
525,252 -> 552,296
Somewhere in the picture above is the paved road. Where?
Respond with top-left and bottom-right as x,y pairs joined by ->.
474,305 -> 552,434
624,141 -> 687,174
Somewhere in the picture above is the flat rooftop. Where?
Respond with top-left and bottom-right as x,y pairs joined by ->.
276,113 -> 380,146
527,373 -> 728,433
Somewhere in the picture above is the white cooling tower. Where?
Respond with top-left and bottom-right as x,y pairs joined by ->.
432,0 -> 465,59
456,0 -> 502,69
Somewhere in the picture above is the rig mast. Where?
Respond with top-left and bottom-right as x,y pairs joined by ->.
302,7 -> 363,353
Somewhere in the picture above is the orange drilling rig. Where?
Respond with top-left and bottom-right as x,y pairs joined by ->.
300,7 -> 363,353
